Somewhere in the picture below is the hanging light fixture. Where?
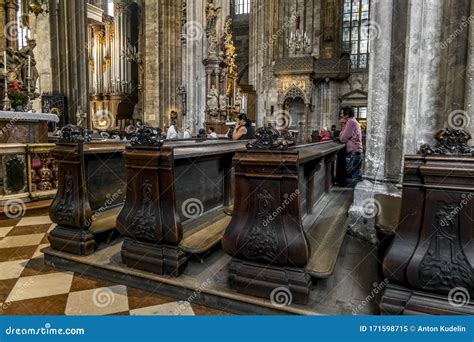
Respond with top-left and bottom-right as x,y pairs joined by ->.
287,16 -> 311,56
28,0 -> 49,17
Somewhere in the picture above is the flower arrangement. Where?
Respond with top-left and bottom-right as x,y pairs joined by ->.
7,80 -> 29,111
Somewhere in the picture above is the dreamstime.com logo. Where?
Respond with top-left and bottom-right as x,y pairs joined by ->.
182,21 -> 203,42
5,323 -> 85,336
360,198 -> 382,219
92,288 -> 115,308
448,287 -> 471,308
181,198 -> 204,219
3,199 -> 26,219
270,287 -> 293,308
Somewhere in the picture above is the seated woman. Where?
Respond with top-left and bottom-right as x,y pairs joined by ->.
232,114 -> 255,141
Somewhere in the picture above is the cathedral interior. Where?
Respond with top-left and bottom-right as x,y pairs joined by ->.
0,0 -> 472,317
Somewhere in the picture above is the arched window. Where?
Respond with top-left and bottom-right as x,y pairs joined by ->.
342,0 -> 370,69
107,0 -> 114,17
234,0 -> 250,15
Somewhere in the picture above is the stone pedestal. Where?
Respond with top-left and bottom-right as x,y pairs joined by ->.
0,112 -> 59,143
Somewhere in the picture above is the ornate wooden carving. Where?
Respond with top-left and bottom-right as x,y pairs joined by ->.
381,138 -> 474,314
246,124 -> 291,151
49,141 -> 126,256
59,125 -> 91,143
420,128 -> 472,155
222,141 -> 346,304
129,126 -> 163,147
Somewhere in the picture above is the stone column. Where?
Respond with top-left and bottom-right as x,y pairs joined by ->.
466,0 -> 474,141
5,0 -> 18,50
402,0 -> 444,154
364,0 -> 393,181
0,0 -> 6,53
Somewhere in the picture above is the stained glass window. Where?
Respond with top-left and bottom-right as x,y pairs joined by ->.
342,0 -> 371,69
235,0 -> 250,15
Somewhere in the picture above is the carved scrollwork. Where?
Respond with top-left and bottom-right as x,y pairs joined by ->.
59,125 -> 91,143
247,124 -> 290,151
130,126 -> 164,148
54,170 -> 75,224
420,128 -> 472,156
242,190 -> 279,263
129,179 -> 157,242
419,202 -> 473,294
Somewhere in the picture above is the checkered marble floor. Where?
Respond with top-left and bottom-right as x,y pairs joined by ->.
0,210 -> 230,316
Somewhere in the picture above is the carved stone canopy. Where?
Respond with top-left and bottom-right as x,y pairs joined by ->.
59,125 -> 92,143
420,128 -> 473,156
130,126 -> 164,148
247,124 -> 292,151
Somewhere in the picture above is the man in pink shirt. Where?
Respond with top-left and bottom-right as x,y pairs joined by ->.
339,107 -> 363,185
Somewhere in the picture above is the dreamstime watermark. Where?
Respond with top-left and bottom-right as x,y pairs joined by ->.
262,190 -> 300,227
270,287 -> 293,308
447,110 -> 471,130
173,278 -> 212,315
92,288 -> 115,308
0,278 -> 34,313
352,278 -> 390,315
182,21 -> 203,42
85,190 -> 123,228
448,287 -> 470,308
5,323 -> 85,336
92,109 -> 114,131
0,114 -> 21,139
440,193 -> 473,228
181,198 -> 204,219
3,199 -> 26,219
4,22 -> 18,41
273,109 -> 293,131
360,198 -> 382,220
439,16 -> 474,49
262,11 -> 298,51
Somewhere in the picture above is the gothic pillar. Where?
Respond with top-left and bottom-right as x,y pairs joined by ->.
402,0 -> 444,154
5,0 -> 18,50
0,0 -> 6,53
364,0 -> 394,181
466,0 -> 474,141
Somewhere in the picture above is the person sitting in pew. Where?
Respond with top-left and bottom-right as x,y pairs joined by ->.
166,121 -> 178,140
232,113 -> 255,141
208,127 -> 218,139
339,107 -> 363,185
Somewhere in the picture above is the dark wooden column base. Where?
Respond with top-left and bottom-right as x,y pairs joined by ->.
121,238 -> 188,276
48,226 -> 96,256
228,259 -> 312,305
380,284 -> 474,315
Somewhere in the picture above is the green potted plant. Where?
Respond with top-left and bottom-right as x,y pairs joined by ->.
7,80 -> 29,112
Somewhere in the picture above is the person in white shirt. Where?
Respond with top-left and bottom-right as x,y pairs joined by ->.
166,121 -> 178,140
183,126 -> 192,139
208,127 -> 218,139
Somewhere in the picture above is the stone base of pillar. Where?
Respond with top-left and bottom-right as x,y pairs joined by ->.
49,226 -> 96,256
347,180 -> 401,245
121,238 -> 188,277
228,259 -> 312,305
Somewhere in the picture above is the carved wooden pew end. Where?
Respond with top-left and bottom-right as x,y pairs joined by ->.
122,238 -> 187,277
49,227 -> 96,256
229,259 -> 312,305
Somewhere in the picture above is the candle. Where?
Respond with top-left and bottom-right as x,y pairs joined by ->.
3,51 -> 6,74
28,56 -> 31,79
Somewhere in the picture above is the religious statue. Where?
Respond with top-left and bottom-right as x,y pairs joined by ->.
219,94 -> 228,111
223,18 -> 237,78
205,0 -> 221,34
207,85 -> 219,117
235,88 -> 242,112
1,39 -> 39,94
76,106 -> 86,128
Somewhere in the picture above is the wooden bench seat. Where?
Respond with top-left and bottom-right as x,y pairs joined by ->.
117,128 -> 246,276
222,125 -> 347,304
49,126 -> 127,256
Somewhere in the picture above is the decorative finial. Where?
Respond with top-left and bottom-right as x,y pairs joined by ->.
420,128 -> 472,155
59,125 -> 91,143
247,123 -> 291,151
130,126 -> 164,148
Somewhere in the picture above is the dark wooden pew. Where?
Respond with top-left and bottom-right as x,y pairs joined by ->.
49,125 -> 127,255
222,125 -> 347,304
381,128 -> 473,315
116,126 -> 247,276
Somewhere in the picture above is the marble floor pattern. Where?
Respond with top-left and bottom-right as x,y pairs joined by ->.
0,210 -> 230,316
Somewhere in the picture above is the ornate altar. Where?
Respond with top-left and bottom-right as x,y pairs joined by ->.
204,1 -> 239,134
